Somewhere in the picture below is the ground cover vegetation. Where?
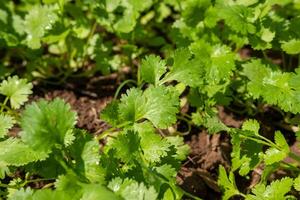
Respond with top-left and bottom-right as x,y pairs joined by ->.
1,0 -> 300,199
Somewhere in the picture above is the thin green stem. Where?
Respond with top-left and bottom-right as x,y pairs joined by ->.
0,183 -> 19,189
114,79 -> 137,100
95,121 -> 131,141
175,116 -> 192,136
179,188 -> 203,200
1,97 -> 9,112
280,162 -> 300,172
288,152 -> 300,165
21,178 -> 55,187
239,134 -> 272,147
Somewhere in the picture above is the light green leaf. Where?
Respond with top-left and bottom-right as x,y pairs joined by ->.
0,114 -> 15,138
140,55 -> 167,86
162,48 -> 204,87
0,138 -> 48,167
81,184 -> 121,200
106,130 -> 140,163
108,178 -> 158,200
24,5 -> 59,48
119,86 -> 179,128
0,76 -> 33,109
294,175 -> 300,191
246,177 -> 293,200
281,39 -> 300,54
218,166 -> 240,200
21,98 -> 77,153
165,136 -> 190,161
264,148 -> 286,165
8,188 -> 33,200
242,119 -> 260,135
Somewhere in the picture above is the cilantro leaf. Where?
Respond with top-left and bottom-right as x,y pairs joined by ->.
154,164 -> 177,180
217,4 -> 256,35
242,119 -> 260,135
142,86 -> 179,128
246,177 -> 293,200
161,48 -> 204,87
21,98 -> 77,153
140,55 -> 167,86
80,184 -> 121,200
243,59 -> 300,113
139,126 -> 172,163
68,130 -> 105,183
264,131 -> 289,165
101,100 -> 121,126
118,86 -> 179,128
0,138 -> 48,167
108,178 -> 158,200
218,166 -> 241,200
231,130 -> 262,176
24,5 -> 59,49
165,136 -> 190,161
294,175 -> 300,191
8,188 -> 34,200
281,39 -> 300,54
105,130 -> 140,164
0,114 -> 15,138
0,76 -> 33,109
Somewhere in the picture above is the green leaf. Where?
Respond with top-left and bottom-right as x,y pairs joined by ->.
32,189 -> 73,200
165,136 -> 190,161
162,48 -> 204,87
264,148 -> 286,165
8,188 -> 34,200
218,166 -> 240,200
154,164 -> 177,180
142,86 -> 179,128
81,184 -> 121,200
281,39 -> 300,54
119,88 -> 144,123
264,131 -> 289,165
243,59 -> 300,113
0,114 -> 15,138
0,76 -> 33,109
218,4 -> 256,35
246,177 -> 293,200
139,126 -> 172,163
24,4 -> 59,49
105,130 -> 140,163
108,178 -> 158,200
119,86 -> 179,128
294,175 -> 300,191
21,98 -> 77,153
242,119 -> 260,135
0,138 -> 48,167
274,131 -> 289,152
140,55 -> 167,86
55,174 -> 82,199
101,100 -> 121,126
231,131 -> 262,176
68,130 -> 105,183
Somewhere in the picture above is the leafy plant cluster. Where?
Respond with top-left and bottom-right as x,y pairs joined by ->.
2,0 -> 300,199
0,0 -> 180,80
0,75 -> 193,199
